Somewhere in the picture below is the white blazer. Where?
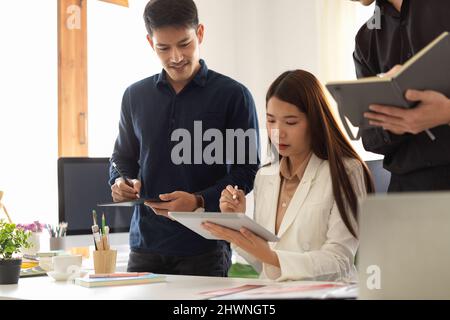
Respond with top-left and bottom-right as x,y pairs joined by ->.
234,153 -> 367,282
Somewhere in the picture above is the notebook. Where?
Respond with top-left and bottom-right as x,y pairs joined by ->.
326,32 -> 450,139
75,273 -> 166,288
20,266 -> 48,278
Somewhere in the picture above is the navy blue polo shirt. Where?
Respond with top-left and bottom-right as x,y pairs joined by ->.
109,60 -> 260,256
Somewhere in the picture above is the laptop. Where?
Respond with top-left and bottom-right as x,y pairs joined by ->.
358,192 -> 450,300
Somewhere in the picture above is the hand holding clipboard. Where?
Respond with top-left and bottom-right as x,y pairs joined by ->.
105,161 -> 170,207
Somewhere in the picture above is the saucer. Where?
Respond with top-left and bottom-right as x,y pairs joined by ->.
47,270 -> 87,282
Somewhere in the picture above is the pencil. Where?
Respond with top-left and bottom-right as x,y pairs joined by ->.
92,225 -> 102,250
92,210 -> 98,226
102,213 -> 106,235
103,226 -> 110,251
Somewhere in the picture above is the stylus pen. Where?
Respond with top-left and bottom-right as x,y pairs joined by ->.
111,161 -> 134,188
425,130 -> 436,141
232,185 -> 239,200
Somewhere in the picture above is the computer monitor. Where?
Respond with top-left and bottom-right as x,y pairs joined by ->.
365,159 -> 391,194
358,192 -> 450,299
58,158 -> 134,236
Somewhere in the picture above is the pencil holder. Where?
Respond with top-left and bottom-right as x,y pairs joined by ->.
49,237 -> 66,251
93,250 -> 117,274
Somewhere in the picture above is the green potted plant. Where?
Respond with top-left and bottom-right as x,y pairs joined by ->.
0,220 -> 32,284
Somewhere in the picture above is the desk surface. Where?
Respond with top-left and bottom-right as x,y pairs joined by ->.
0,274 -> 276,300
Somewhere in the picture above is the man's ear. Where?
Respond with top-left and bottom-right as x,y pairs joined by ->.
196,24 -> 205,45
147,34 -> 155,50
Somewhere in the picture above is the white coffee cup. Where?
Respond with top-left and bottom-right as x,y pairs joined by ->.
52,255 -> 82,274
39,257 -> 53,272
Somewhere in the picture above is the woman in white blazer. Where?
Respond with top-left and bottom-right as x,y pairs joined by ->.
203,70 -> 374,282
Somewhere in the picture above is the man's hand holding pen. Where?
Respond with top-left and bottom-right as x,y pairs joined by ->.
111,178 -> 141,202
111,160 -> 141,202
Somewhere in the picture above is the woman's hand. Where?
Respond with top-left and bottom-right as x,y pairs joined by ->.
219,185 -> 246,213
202,222 -> 280,267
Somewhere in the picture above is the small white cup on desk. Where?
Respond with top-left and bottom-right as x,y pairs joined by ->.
52,255 -> 83,274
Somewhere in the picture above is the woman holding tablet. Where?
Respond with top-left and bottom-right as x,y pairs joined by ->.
203,70 -> 374,282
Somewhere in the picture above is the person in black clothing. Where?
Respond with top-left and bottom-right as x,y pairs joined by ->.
353,0 -> 450,191
109,0 -> 260,276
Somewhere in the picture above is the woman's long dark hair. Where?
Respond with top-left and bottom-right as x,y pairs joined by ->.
266,70 -> 375,238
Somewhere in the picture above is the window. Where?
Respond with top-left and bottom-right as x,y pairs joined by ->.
88,0 -> 161,157
0,1 -> 58,224
316,1 -> 381,161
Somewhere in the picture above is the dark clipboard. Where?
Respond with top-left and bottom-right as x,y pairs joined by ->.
97,198 -> 170,207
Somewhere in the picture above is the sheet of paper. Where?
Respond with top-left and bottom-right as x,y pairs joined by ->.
199,284 -> 266,298
209,282 -> 358,300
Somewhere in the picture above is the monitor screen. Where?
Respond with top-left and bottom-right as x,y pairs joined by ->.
58,158 -> 134,235
366,159 -> 391,194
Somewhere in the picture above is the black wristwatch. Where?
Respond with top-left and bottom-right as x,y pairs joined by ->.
194,194 -> 205,209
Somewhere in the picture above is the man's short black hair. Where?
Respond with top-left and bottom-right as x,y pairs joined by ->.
144,0 -> 199,36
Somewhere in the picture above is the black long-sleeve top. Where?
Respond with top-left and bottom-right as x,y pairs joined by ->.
353,0 -> 450,175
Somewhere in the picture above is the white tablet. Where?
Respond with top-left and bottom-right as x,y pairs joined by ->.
169,212 -> 280,242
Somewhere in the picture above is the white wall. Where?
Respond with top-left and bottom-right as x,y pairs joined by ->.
0,0 -> 58,224
197,0 -> 379,162
88,0 -> 159,157
198,0 -> 319,143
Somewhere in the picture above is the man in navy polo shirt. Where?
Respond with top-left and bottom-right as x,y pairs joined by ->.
109,0 -> 260,276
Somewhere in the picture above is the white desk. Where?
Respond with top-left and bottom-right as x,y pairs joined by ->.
2,240 -> 355,300
0,274 -> 275,300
